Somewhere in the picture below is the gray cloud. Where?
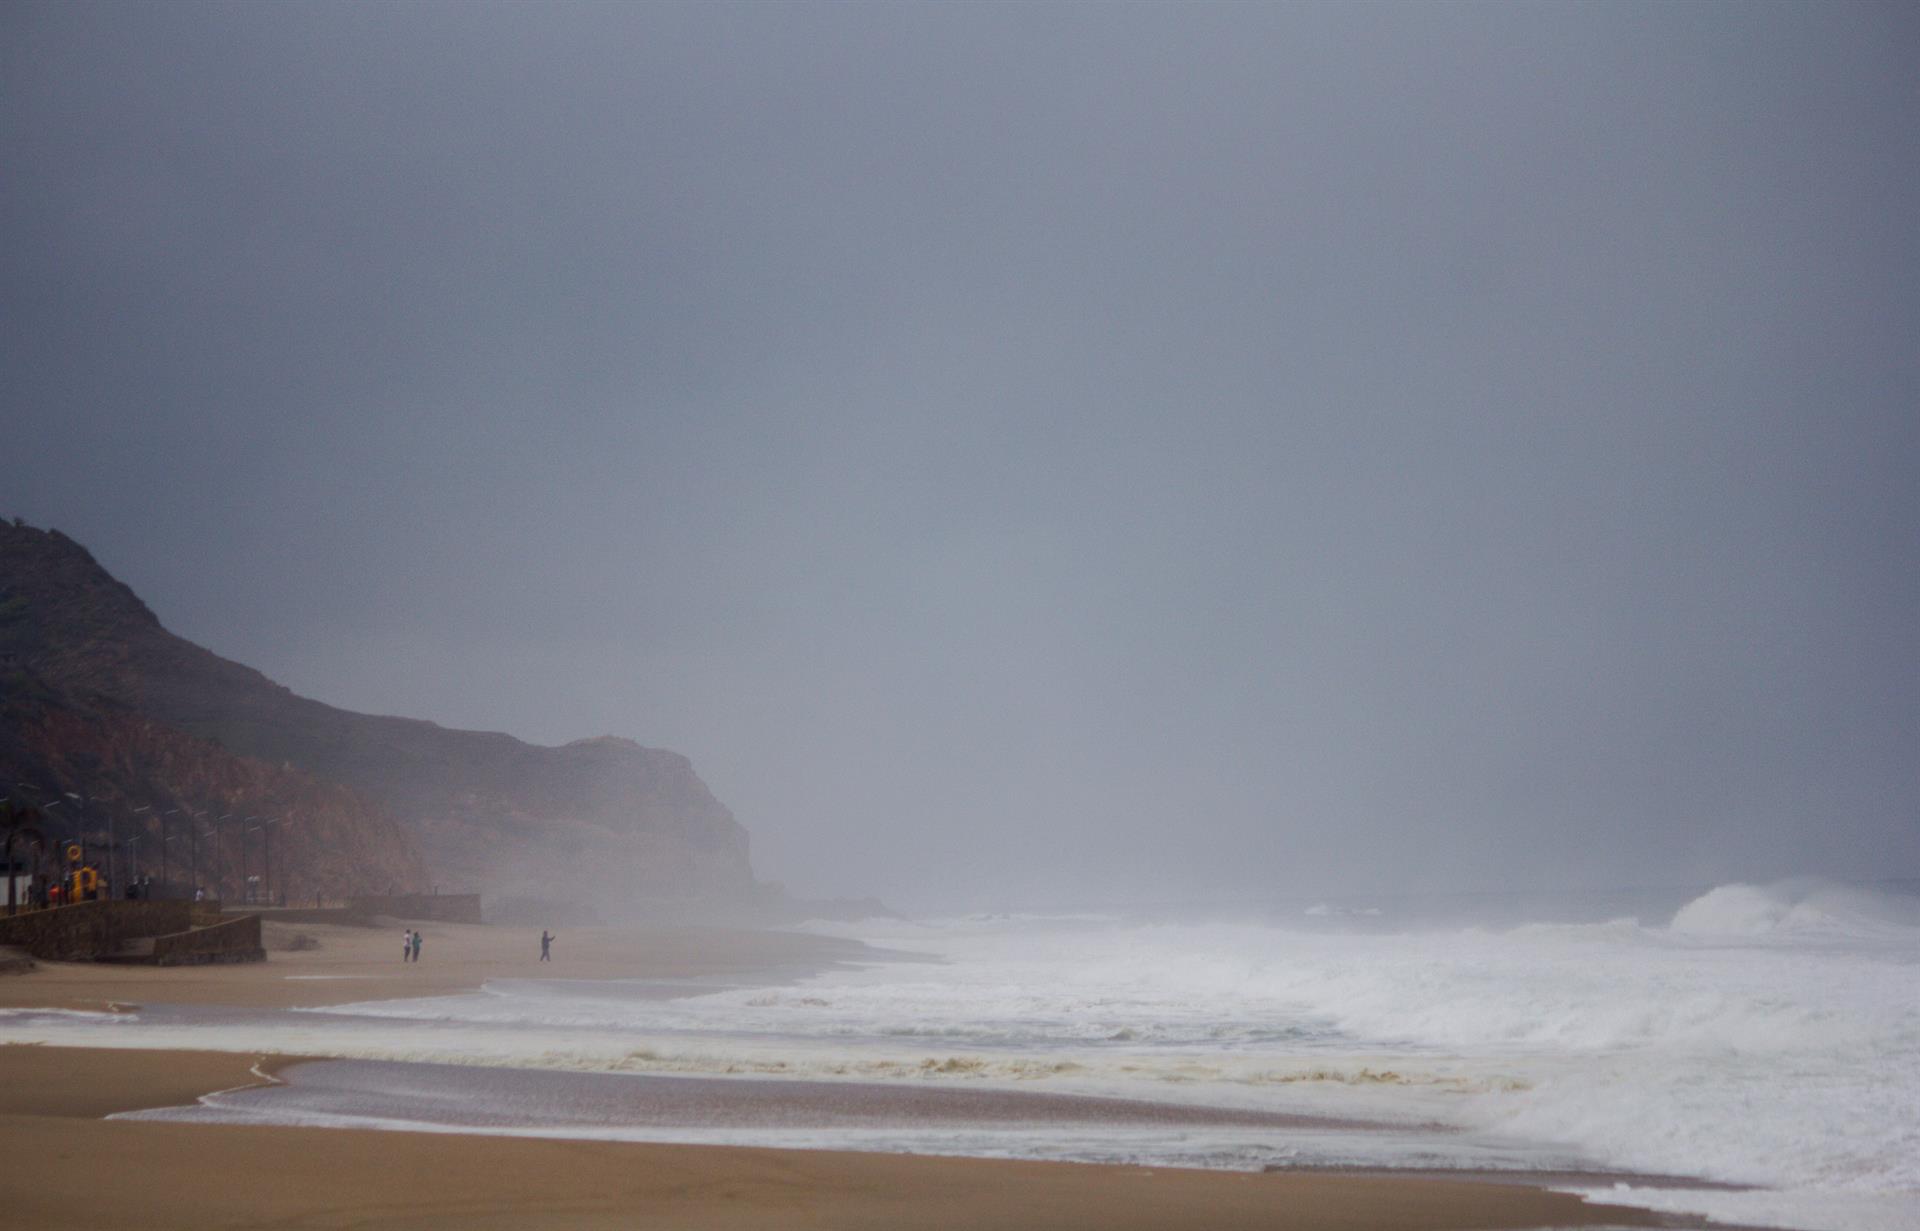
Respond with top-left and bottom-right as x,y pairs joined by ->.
5,1 -> 1916,908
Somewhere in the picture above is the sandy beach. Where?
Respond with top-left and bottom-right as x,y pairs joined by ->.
0,921 -> 1677,1229
0,916 -> 867,1011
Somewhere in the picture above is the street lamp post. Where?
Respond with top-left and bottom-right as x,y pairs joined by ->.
67,793 -> 114,896
215,814 -> 235,898
163,829 -> 190,892
130,804 -> 152,896
160,808 -> 179,896
243,817 -> 265,903
280,815 -> 295,905
264,817 -> 288,906
201,827 -> 219,900
25,791 -> 69,903
186,811 -> 207,896
35,795 -> 63,885
250,817 -> 282,905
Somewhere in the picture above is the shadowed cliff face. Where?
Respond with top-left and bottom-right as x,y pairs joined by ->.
0,522 -> 756,906
0,683 -> 429,901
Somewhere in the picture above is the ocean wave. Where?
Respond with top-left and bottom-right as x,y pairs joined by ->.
1668,880 -> 1920,941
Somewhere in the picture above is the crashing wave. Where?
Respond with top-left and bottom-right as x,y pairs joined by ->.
1669,880 -> 1920,940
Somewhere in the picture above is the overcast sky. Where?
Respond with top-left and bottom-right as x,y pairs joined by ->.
5,2 -> 1915,908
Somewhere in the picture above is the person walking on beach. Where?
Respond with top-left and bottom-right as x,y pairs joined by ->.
411,929 -> 422,962
402,928 -> 413,962
540,930 -> 553,961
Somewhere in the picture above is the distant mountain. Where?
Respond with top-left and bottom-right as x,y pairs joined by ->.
0,521 -> 757,909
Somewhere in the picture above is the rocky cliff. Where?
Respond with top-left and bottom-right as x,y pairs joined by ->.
0,521 -> 757,907
0,680 -> 427,901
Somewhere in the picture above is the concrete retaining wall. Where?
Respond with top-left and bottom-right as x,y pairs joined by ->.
0,900 -> 193,960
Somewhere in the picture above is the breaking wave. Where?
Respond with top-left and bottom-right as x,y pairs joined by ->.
1668,879 -> 1920,940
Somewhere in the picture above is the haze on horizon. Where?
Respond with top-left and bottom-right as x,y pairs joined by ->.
4,2 -> 1915,911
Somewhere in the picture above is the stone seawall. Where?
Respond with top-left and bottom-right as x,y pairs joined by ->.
0,900 -> 192,960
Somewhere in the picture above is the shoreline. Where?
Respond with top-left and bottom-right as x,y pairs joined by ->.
0,1045 -> 1686,1230
0,922 -> 1725,1228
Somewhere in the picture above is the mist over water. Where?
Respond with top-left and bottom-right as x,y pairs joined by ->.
5,2 -> 1916,909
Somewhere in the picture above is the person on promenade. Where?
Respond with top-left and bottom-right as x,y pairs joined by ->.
402,928 -> 413,962
411,930 -> 422,962
540,930 -> 553,961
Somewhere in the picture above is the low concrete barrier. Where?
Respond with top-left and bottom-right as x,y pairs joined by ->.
0,900 -> 265,963
151,914 -> 263,965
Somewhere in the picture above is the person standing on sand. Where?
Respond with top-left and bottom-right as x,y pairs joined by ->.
540,930 -> 553,961
402,928 -> 413,962
411,930 -> 422,962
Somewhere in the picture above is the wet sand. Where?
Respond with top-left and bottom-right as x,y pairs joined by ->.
0,925 -> 1683,1229
167,1055 -> 1386,1133
0,1046 -> 1672,1230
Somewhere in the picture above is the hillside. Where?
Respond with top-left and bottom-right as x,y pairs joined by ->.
0,521 -> 757,908
0,677 -> 428,901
